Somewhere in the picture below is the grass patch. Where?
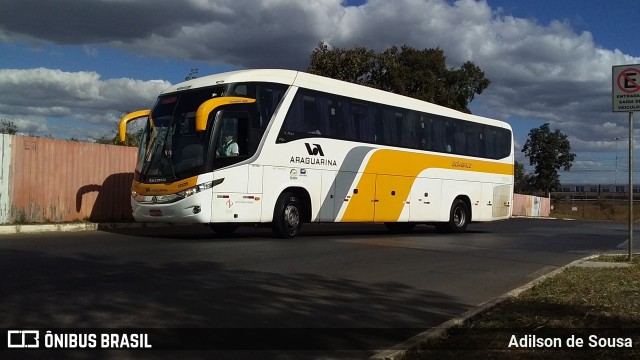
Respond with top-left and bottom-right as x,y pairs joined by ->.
406,256 -> 640,359
591,254 -> 634,263
551,203 -> 640,222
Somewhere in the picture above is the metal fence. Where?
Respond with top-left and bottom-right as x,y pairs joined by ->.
1,134 -> 137,224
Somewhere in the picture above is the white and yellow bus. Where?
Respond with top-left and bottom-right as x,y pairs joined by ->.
119,69 -> 514,238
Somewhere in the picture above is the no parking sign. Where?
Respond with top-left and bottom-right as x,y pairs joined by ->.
613,64 -> 640,112
612,64 -> 637,262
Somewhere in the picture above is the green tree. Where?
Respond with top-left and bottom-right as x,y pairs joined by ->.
307,42 -> 490,112
522,123 -> 576,196
95,129 -> 142,147
308,42 -> 376,84
514,161 -> 534,194
0,119 -> 18,134
185,68 -> 199,81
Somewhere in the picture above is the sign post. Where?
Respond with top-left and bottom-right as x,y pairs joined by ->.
613,64 -> 640,262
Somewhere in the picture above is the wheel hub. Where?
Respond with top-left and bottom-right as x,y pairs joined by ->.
284,204 -> 300,228
453,207 -> 465,226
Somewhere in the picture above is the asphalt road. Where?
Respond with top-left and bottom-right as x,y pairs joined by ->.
0,219 -> 631,359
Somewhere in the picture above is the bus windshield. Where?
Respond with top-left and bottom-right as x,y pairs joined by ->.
134,81 -> 288,183
136,85 -> 227,182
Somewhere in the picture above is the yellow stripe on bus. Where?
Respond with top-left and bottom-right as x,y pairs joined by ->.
132,176 -> 199,196
341,149 -> 513,222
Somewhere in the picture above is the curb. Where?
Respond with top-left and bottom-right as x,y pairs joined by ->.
0,223 -> 99,235
370,254 -> 600,360
510,215 -> 576,221
0,222 -> 180,235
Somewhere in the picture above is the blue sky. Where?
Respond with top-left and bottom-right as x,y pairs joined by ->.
1,0 -> 640,184
487,0 -> 640,55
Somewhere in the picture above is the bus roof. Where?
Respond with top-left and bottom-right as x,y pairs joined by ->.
163,69 -> 510,130
162,69 -> 299,94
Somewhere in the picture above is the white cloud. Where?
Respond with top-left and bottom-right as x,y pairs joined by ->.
0,68 -> 169,136
11,116 -> 49,135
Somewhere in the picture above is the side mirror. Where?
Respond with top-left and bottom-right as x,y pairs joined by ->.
119,110 -> 151,142
195,97 -> 256,132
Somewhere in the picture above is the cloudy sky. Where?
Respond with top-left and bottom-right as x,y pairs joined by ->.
1,0 -> 640,184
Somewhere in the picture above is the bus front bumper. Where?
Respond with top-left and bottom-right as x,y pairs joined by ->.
131,190 -> 212,223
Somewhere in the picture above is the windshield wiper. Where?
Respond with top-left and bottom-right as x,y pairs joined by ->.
163,126 -> 177,180
140,136 -> 160,176
140,127 -> 175,181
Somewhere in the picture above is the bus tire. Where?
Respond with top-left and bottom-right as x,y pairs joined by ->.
272,192 -> 303,238
436,198 -> 469,233
384,222 -> 416,233
209,223 -> 238,235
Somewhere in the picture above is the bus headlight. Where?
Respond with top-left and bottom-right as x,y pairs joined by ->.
176,181 -> 214,199
132,181 -> 214,204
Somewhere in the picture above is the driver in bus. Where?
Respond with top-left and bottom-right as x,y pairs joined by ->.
217,132 -> 239,157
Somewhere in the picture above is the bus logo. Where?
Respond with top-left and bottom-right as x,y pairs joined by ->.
7,330 -> 40,348
305,143 -> 324,156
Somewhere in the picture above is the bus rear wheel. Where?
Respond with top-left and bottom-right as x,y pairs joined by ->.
272,192 -> 303,238
436,198 -> 469,233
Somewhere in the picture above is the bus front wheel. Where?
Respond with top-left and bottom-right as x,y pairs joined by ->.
272,192 -> 303,238
436,198 -> 469,233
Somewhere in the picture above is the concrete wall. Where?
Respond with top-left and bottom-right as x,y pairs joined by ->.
512,193 -> 551,217
1,134 -> 137,224
0,134 -> 11,223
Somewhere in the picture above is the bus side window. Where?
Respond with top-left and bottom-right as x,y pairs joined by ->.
213,111 -> 254,169
232,84 -> 248,96
374,106 -> 384,144
329,98 -> 343,139
365,105 -> 378,143
402,111 -> 418,149
497,128 -> 512,158
455,121 -> 465,154
484,127 -> 497,159
341,100 -> 367,141
419,116 -> 430,150
381,108 -> 398,147
279,90 -> 329,140
238,114 -> 251,157
256,83 -> 287,129
431,117 -> 446,152
465,123 -> 481,157
315,95 -> 333,136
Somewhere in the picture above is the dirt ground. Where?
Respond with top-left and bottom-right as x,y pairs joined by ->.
551,201 -> 640,222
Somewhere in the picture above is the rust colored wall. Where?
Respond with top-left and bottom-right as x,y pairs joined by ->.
9,136 -> 137,223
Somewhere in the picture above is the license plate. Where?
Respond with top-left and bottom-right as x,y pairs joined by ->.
149,209 -> 163,217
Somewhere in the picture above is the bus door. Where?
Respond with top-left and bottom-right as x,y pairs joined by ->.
374,175 -> 412,222
210,105 -> 262,222
338,172 -> 375,222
